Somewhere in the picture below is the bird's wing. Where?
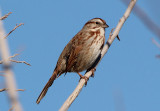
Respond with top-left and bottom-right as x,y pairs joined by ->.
66,43 -> 82,72
65,30 -> 84,72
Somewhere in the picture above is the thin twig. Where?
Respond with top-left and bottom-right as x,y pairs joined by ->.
152,38 -> 160,58
0,59 -> 31,66
0,12 -> 12,20
59,0 -> 137,111
109,28 -> 114,39
9,54 -> 19,59
109,28 -> 120,41
10,60 -> 31,66
4,23 -> 24,39
152,38 -> 160,49
0,13 -> 23,111
0,88 -> 25,92
0,53 -> 31,66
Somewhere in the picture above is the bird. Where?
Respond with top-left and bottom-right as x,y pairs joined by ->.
36,18 -> 109,104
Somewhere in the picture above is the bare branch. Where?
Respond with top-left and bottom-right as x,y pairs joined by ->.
152,38 -> 160,49
4,23 -> 24,39
0,54 -> 31,66
152,38 -> 160,58
59,0 -> 137,110
9,54 -> 19,59
0,13 -> 23,111
122,0 -> 160,40
10,60 -> 31,66
0,88 -> 25,92
0,12 -> 12,20
16,89 -> 25,91
109,28 -> 114,39
109,28 -> 120,41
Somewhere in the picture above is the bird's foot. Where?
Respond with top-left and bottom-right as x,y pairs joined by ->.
77,72 -> 89,86
91,68 -> 96,78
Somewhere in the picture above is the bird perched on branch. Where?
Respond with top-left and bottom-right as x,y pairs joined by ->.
36,18 -> 110,104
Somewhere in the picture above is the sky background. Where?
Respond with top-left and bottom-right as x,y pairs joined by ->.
0,0 -> 160,111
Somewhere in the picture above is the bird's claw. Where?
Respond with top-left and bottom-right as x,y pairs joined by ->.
91,68 -> 96,78
77,72 -> 89,86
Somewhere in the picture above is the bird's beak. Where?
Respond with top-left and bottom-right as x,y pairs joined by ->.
103,24 -> 109,28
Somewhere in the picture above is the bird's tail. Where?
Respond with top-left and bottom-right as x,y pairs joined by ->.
36,70 -> 58,104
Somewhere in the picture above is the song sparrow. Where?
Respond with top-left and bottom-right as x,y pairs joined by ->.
36,18 -> 109,104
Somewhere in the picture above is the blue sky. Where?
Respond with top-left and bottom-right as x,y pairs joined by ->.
0,0 -> 160,111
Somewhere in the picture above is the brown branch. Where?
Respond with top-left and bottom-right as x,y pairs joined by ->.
0,88 -> 25,92
0,60 -> 31,66
0,12 -> 12,20
4,23 -> 24,39
9,54 -> 19,59
10,60 -> 31,66
0,54 -> 31,66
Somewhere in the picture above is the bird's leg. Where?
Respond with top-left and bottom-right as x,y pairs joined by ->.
91,68 -> 96,78
77,72 -> 89,85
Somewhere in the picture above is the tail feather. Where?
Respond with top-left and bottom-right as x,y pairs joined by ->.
36,71 -> 58,104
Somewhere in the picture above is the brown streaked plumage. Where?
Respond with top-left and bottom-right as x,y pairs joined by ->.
36,18 -> 109,104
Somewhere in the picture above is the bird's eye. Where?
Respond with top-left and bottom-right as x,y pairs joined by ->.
96,22 -> 100,24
